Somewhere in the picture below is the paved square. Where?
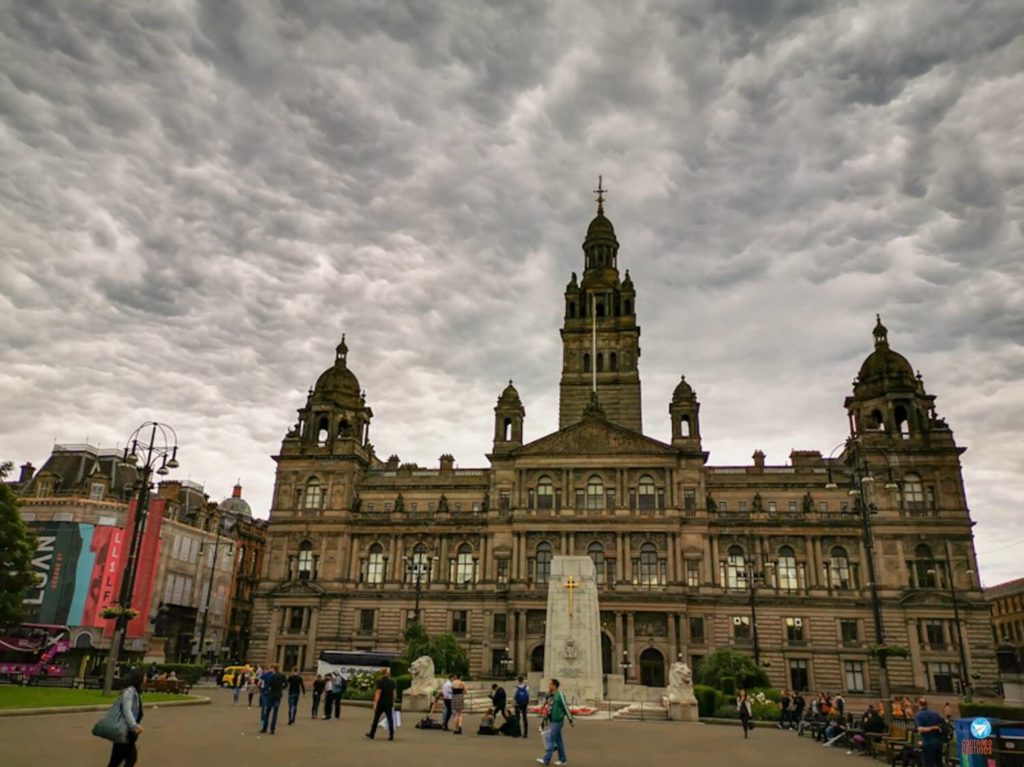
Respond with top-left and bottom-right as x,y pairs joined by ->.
0,689 -> 862,767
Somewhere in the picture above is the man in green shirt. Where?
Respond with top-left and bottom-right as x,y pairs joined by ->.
537,678 -> 573,765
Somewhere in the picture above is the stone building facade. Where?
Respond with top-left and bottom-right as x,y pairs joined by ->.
12,447 -> 267,666
250,200 -> 996,697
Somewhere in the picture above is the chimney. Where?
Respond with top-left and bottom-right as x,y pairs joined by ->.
752,450 -> 766,470
232,482 -> 243,498
439,454 -> 455,474
19,462 -> 35,483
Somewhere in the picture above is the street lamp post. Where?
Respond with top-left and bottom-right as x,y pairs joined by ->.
403,552 -> 436,624
197,514 -> 234,667
743,536 -> 771,669
620,650 -> 632,684
928,561 -> 975,701
103,422 -> 179,695
500,647 -> 514,679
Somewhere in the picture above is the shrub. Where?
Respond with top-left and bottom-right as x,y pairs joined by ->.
341,687 -> 374,701
146,664 -> 204,684
959,702 -> 1024,720
390,659 -> 409,677
394,674 -> 412,700
749,687 -> 782,703
694,684 -> 719,717
714,704 -> 739,719
720,676 -> 736,695
695,649 -> 770,690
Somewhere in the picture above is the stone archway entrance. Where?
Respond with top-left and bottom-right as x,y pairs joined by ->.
530,644 -> 545,672
601,633 -> 613,674
639,647 -> 665,687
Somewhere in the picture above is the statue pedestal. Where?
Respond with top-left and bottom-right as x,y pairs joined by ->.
402,692 -> 432,712
668,701 -> 699,722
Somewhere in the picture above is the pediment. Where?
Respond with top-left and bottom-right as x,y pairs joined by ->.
514,416 -> 678,458
269,580 -> 326,597
897,589 -> 953,608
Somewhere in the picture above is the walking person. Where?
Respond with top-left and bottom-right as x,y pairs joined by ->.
259,663 -> 288,735
914,697 -> 946,767
436,674 -> 454,730
450,674 -> 467,735
311,675 -> 325,719
329,673 -> 344,720
738,688 -> 753,739
247,669 -> 260,708
232,670 -> 244,705
365,667 -> 397,741
490,683 -> 508,721
792,690 -> 806,729
537,678 -> 573,765
104,671 -> 144,767
286,667 -> 305,725
778,690 -> 791,730
322,674 -> 336,720
514,676 -> 531,739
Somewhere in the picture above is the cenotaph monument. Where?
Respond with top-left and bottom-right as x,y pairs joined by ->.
543,556 -> 603,704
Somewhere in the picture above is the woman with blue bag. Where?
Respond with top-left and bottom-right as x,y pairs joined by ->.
92,671 -> 144,767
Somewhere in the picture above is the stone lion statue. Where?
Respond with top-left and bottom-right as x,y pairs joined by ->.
664,662 -> 697,705
409,655 -> 436,696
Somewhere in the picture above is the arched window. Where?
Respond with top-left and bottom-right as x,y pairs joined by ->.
777,546 -> 799,591
455,543 -> 475,585
536,542 -> 552,583
829,546 -> 850,590
894,405 -> 911,438
298,540 -> 314,581
597,352 -> 604,372
870,409 -> 885,431
638,475 -> 656,511
596,302 -> 605,318
680,415 -> 691,437
610,352 -> 618,371
587,476 -> 605,510
338,418 -> 351,438
624,299 -> 632,316
639,542 -> 659,586
588,542 -> 605,585
503,418 -> 512,441
726,545 -> 746,590
914,543 -> 936,588
536,476 -> 554,510
316,416 -> 329,446
303,478 -> 324,511
530,644 -> 545,672
903,474 -> 925,510
407,542 -> 430,584
568,301 -> 576,318
583,353 -> 591,373
366,543 -> 385,585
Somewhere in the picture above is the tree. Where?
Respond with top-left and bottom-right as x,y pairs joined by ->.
402,622 -> 470,677
402,621 -> 431,662
0,461 -> 39,626
695,648 -> 770,690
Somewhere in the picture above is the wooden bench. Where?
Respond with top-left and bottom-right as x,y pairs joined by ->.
143,679 -> 192,695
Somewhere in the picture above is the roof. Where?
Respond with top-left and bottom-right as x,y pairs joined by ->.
984,577 -> 1024,601
514,409 -> 677,457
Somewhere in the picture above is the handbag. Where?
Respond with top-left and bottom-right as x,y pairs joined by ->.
92,697 -> 129,744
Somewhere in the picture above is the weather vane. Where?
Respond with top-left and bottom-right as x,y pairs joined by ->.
594,175 -> 607,214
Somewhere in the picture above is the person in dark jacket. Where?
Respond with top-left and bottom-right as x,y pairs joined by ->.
286,668 -> 305,725
311,675 -> 326,719
737,689 -> 753,739
490,683 -> 508,721
108,671 -> 144,767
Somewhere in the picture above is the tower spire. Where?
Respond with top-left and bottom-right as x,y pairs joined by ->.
593,175 -> 607,215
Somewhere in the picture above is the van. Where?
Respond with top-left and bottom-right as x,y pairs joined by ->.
220,665 -> 249,688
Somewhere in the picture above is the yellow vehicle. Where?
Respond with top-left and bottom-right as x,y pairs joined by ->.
220,665 -> 251,688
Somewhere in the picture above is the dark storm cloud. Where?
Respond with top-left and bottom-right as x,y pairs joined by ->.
1,0 -> 1022,583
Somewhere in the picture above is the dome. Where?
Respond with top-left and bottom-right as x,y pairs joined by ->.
498,379 -> 521,404
854,315 -> 917,393
220,496 -> 252,519
311,334 -> 363,406
672,374 -> 696,401
586,212 -> 616,239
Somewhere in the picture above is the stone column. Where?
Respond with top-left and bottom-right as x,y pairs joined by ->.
481,535 -> 489,582
626,612 -> 636,680
667,533 -> 677,583
516,610 -> 527,672
439,536 -> 449,583
307,608 -> 319,671
906,617 -> 927,688
519,533 -> 528,582
388,536 -> 398,582
710,535 -> 720,586
668,611 -> 678,662
614,611 -> 624,677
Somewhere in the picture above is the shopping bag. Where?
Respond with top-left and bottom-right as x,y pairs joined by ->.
92,698 -> 129,744
540,727 -> 552,749
378,710 -> 401,728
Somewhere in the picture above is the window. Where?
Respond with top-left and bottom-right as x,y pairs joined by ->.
683,489 -> 696,513
726,546 -> 747,590
366,543 -> 385,585
914,544 -> 937,588
923,619 -> 946,649
536,476 -> 554,510
288,607 -> 305,632
499,491 -> 510,511
575,489 -> 585,511
930,662 -> 959,693
840,620 -> 859,644
358,609 -> 375,633
406,543 -> 430,584
303,477 -> 324,511
738,501 -> 747,512
788,501 -> 797,513
90,482 -> 105,500
497,558 -> 510,585
587,476 -> 605,510
689,617 -> 705,643
717,501 -> 728,513
903,474 -> 925,510
844,661 -> 865,692
298,541 -> 315,581
588,543 -> 605,585
686,560 -> 700,587
583,353 -> 591,373
638,542 -> 659,586
454,543 -> 475,585
777,546 -> 799,591
819,501 -> 828,513
768,502 -> 777,513
536,542 -> 552,583
638,476 -> 656,511
493,613 -> 507,637
785,617 -> 804,642
733,616 -> 751,640
282,645 -> 304,671
789,659 -> 809,692
829,546 -> 851,589
451,609 -> 468,635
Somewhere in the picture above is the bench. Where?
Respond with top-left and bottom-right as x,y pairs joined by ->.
143,679 -> 192,695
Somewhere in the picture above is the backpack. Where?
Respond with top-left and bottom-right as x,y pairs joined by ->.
515,685 -> 530,706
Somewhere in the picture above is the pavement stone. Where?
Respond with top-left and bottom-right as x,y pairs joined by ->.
0,688 -> 865,767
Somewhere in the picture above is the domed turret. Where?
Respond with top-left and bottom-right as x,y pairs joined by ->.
311,334 -> 364,409
672,374 -> 696,402
493,379 -> 525,453
854,315 -> 917,396
219,482 -> 252,519
669,374 -> 702,452
293,334 -> 373,452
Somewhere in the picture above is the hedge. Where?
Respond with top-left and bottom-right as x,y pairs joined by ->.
143,664 -> 205,684
694,685 -> 719,717
959,702 -> 1024,720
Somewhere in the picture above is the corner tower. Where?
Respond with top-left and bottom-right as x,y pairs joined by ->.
558,180 -> 642,432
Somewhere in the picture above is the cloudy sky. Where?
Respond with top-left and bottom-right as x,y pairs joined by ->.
1,1 -> 1022,584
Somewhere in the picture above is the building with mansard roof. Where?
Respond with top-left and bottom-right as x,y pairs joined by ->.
249,194 -> 995,699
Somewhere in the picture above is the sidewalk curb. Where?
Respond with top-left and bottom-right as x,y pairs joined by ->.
0,695 -> 212,717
